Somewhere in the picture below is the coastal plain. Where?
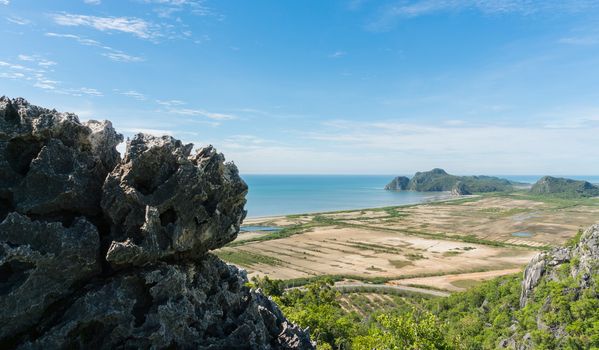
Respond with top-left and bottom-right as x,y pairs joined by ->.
215,192 -> 599,292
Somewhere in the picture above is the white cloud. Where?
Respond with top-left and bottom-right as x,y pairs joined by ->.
120,90 -> 146,100
52,13 -> 157,39
102,52 -> 145,62
16,54 -> 58,68
156,99 -> 185,106
45,32 -> 145,63
142,0 -> 217,18
291,118 -> 599,174
84,0 -> 101,4
78,87 -> 103,96
45,32 -> 102,46
329,51 -> 347,58
0,0 -> 9,5
167,108 -> 237,120
18,54 -> 35,62
368,0 -> 599,31
6,16 -> 30,25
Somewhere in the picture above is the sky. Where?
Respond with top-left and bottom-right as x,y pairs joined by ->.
1,0 -> 599,175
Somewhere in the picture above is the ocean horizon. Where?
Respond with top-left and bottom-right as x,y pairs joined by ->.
241,174 -> 599,218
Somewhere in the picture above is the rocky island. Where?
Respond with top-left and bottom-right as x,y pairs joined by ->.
0,97 -> 313,349
384,168 -> 514,194
530,176 -> 599,198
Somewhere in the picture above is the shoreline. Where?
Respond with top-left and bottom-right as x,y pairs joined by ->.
242,193 -> 476,224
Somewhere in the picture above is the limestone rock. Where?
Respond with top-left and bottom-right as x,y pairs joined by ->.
101,134 -> 248,268
519,224 -> 598,306
0,97 -> 312,349
384,176 -> 410,191
0,213 -> 100,342
22,255 -> 312,350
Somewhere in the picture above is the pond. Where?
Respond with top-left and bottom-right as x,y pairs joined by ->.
512,231 -> 533,238
240,225 -> 282,232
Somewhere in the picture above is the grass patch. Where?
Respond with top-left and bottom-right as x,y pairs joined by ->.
450,279 -> 482,289
388,260 -> 413,269
214,249 -> 283,267
442,251 -> 462,257
405,253 -> 426,261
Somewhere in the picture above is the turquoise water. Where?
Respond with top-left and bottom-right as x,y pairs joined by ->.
241,174 -> 599,218
240,226 -> 281,232
241,175 -> 450,218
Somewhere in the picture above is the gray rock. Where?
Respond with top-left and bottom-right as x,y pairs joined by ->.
0,212 -> 100,342
0,96 -> 123,222
101,134 -> 248,268
384,176 -> 410,191
0,97 -> 313,349
21,255 -> 312,350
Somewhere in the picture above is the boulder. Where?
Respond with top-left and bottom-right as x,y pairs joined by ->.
101,134 -> 248,268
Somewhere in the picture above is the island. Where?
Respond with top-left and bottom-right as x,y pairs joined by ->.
530,176 -> 599,198
384,168 -> 514,194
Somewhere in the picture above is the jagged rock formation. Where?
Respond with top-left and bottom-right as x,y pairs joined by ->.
530,176 -> 599,198
384,176 -> 409,191
520,224 -> 598,308
0,97 -> 313,349
498,224 -> 599,349
384,168 -> 514,194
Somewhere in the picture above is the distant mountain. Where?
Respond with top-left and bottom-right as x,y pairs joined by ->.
530,176 -> 599,198
384,168 -> 514,194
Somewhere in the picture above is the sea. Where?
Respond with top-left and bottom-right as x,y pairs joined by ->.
241,174 -> 599,218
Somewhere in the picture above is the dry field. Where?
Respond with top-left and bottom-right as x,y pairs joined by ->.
215,193 -> 599,292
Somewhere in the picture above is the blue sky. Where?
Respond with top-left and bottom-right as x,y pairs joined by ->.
1,0 -> 599,175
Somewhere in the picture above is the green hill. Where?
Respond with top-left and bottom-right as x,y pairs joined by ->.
385,168 -> 515,194
530,176 -> 599,198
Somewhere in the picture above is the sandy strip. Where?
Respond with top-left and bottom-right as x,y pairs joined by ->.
389,268 -> 523,291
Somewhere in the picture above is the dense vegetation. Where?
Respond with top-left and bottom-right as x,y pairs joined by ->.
385,168 -> 516,193
530,176 -> 599,198
250,229 -> 599,349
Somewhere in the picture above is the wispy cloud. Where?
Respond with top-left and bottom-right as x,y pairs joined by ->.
6,16 -> 30,25
45,32 -> 145,63
102,52 -> 144,62
0,56 -> 103,97
293,118 -> 599,173
51,13 -> 157,39
156,99 -> 185,106
84,0 -> 101,4
0,0 -> 9,5
142,0 -> 220,18
167,108 -> 237,120
120,90 -> 147,100
18,54 -> 57,67
152,99 -> 237,121
368,0 -> 599,31
329,51 -> 347,58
